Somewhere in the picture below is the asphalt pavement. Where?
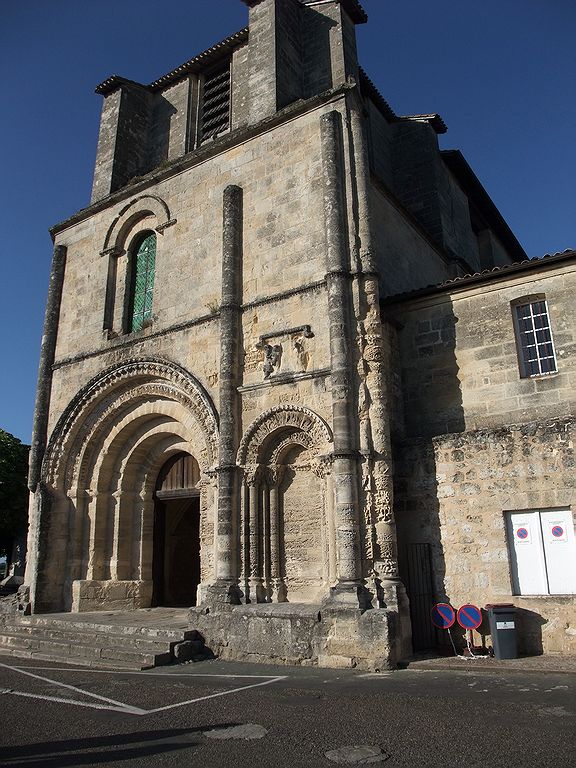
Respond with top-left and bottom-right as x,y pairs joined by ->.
0,655 -> 575,767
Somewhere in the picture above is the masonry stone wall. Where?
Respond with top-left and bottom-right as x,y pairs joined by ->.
440,168 -> 480,269
366,101 -> 393,188
370,184 -> 452,297
148,78 -> 191,167
51,101 -> 337,439
391,260 -> 576,655
389,263 -> 576,439
391,121 -> 445,249
395,419 -> 576,655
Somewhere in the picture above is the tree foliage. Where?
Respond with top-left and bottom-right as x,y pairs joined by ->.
0,429 -> 29,557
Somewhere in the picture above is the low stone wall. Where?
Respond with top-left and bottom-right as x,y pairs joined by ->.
0,585 -> 31,626
190,602 -> 400,670
515,598 -> 576,655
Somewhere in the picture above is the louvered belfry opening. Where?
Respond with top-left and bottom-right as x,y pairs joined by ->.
199,59 -> 231,144
153,453 -> 201,607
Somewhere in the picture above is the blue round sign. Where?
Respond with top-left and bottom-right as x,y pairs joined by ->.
431,603 -> 455,629
457,604 -> 482,630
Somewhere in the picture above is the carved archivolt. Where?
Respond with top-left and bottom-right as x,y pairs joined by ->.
101,194 -> 176,254
43,358 -> 219,489
237,404 -> 333,467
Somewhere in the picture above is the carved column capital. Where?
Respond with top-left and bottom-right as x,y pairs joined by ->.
243,463 -> 262,487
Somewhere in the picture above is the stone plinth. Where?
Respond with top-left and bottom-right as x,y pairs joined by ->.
190,601 -> 403,670
72,580 -> 153,612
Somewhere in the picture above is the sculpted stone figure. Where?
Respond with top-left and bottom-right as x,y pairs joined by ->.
262,343 -> 282,379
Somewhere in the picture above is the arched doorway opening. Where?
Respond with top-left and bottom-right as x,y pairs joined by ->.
152,452 -> 201,606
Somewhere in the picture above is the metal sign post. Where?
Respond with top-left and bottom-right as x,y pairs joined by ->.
431,603 -> 457,655
457,603 -> 483,657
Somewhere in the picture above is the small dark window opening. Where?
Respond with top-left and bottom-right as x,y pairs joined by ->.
199,60 -> 231,144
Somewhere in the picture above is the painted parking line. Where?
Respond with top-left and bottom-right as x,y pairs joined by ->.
0,661 -> 146,714
0,661 -> 287,717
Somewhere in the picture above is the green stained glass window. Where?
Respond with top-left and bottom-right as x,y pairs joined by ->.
129,233 -> 156,332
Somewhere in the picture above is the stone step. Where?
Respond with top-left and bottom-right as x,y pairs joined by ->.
0,611 -> 208,670
13,615 -> 200,643
0,630 -> 172,668
0,645 -> 151,671
2,623 -> 201,653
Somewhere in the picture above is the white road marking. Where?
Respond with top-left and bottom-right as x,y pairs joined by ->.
3,689 -> 146,715
357,673 -> 393,678
0,661 -> 286,717
148,676 -> 286,713
11,667 -> 284,679
0,661 -> 144,711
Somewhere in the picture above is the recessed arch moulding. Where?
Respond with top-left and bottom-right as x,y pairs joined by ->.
25,358 -> 219,613
235,404 -> 335,605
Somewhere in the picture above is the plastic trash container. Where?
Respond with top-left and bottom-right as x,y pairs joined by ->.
485,603 -> 518,659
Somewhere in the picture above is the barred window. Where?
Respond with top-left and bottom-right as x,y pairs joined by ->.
513,298 -> 557,377
127,232 -> 156,332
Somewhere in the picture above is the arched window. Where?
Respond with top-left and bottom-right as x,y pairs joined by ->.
126,232 -> 156,332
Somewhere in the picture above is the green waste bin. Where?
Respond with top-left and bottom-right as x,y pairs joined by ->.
485,603 -> 518,659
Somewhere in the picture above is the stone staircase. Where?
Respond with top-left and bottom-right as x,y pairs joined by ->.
0,608 -> 208,670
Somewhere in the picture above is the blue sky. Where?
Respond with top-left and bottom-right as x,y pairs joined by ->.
0,0 -> 574,444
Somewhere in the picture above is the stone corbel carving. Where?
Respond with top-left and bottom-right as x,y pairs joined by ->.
312,454 -> 333,479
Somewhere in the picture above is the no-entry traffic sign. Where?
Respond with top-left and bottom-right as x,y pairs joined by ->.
456,604 -> 482,630
431,603 -> 455,629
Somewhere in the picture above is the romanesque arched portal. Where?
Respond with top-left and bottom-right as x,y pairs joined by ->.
30,359 -> 219,613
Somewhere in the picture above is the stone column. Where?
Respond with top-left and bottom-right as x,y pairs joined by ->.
24,243 -> 67,611
212,185 -> 243,603
347,95 -> 411,656
320,110 -> 363,599
246,470 -> 263,602
268,468 -> 286,602
28,244 -> 67,493
348,97 -> 402,590
239,480 -> 248,600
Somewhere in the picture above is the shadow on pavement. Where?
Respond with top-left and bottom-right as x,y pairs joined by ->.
1,724 -> 239,766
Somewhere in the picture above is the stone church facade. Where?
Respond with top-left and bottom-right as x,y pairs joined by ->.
24,0 -> 574,666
